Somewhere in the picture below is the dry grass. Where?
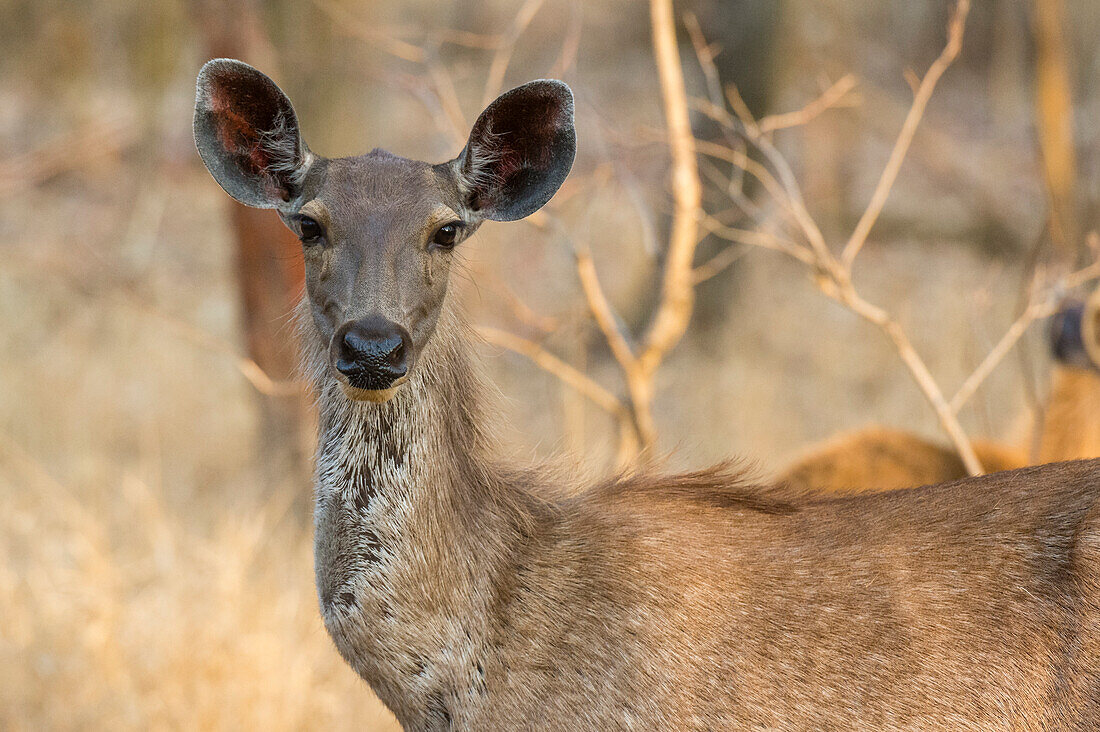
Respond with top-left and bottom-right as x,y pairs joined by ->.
0,164 -> 400,728
0,463 -> 398,730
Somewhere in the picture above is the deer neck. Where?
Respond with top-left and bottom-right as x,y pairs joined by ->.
1040,365 -> 1100,462
304,303 -> 542,723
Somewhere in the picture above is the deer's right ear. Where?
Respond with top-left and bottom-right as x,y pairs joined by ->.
194,59 -> 311,210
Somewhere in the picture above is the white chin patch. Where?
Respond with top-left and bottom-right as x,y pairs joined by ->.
338,377 -> 408,403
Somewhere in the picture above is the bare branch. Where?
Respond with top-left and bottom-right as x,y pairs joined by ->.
640,0 -> 703,380
694,139 -> 801,226
425,60 -> 469,146
474,325 -> 638,443
699,215 -> 815,266
692,245 -> 748,285
0,116 -> 139,197
549,1 -> 583,78
840,0 -> 970,269
573,243 -> 638,373
688,0 -> 982,474
950,257 -> 1100,414
745,133 -> 835,266
430,28 -> 505,51
758,75 -> 858,134
821,280 -> 985,475
310,0 -> 426,63
482,0 -> 546,107
724,82 -> 761,138
682,11 -> 726,113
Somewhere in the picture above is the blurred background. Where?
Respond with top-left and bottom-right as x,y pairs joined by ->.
3,0 -> 1100,727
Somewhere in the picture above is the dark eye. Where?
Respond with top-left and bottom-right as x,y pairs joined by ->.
431,222 -> 461,249
299,216 -> 323,244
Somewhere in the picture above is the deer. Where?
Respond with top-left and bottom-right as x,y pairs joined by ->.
779,289 -> 1100,494
194,59 -> 1100,731
1040,288 -> 1100,463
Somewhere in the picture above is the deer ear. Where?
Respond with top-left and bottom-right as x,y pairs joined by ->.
456,79 -> 576,222
194,59 -> 312,210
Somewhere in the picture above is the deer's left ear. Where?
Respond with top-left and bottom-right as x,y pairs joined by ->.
194,58 -> 312,210
454,80 -> 576,222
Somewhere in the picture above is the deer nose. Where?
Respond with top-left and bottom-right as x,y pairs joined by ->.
334,316 -> 411,390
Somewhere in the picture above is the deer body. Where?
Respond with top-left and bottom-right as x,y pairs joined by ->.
308,309 -> 1100,730
195,60 -> 1100,730
779,427 -> 1027,493
1040,368 -> 1100,463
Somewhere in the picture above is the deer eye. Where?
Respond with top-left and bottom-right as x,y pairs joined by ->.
431,222 -> 461,249
299,216 -> 323,244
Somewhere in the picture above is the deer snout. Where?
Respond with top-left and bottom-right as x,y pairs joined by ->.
333,316 -> 412,392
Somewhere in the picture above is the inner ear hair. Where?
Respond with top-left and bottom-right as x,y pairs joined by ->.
456,79 -> 576,222
258,112 -> 313,190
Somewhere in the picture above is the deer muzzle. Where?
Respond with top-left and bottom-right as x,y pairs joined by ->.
331,315 -> 413,401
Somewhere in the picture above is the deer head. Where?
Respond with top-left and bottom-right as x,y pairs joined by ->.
1051,286 -> 1100,373
194,59 -> 575,402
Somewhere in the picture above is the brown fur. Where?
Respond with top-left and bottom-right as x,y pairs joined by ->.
780,427 -> 1028,493
306,307 -> 1100,731
196,61 -> 1100,730
1040,366 -> 1100,463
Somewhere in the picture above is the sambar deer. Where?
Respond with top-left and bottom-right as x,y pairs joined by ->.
195,59 -> 1100,731
779,290 -> 1100,494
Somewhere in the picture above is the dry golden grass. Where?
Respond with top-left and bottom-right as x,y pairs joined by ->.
0,465 -> 397,730
0,165 -> 399,729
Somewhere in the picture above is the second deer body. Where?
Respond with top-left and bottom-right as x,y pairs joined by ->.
195,60 -> 1100,730
781,290 -> 1100,493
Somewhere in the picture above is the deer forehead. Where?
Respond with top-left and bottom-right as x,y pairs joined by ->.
305,154 -> 462,239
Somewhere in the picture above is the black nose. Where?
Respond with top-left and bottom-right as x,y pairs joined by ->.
334,316 -> 411,390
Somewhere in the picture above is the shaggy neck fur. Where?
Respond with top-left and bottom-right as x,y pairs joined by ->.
302,300 -> 551,729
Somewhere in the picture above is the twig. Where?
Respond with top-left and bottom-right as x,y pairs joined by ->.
474,325 -> 636,434
572,241 -> 659,449
562,0 -> 704,455
310,0 -> 426,63
692,245 -> 748,285
425,59 -> 470,146
820,278 -> 984,474
549,1 -> 583,78
950,257 -> 1100,413
693,139 -> 803,226
430,28 -> 504,50
482,0 -> 546,106
692,0 -> 982,473
840,0 -> 970,269
683,12 -> 726,116
758,75 -> 858,134
725,82 -> 760,138
573,243 -> 638,374
699,214 -> 814,266
0,116 -> 139,197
